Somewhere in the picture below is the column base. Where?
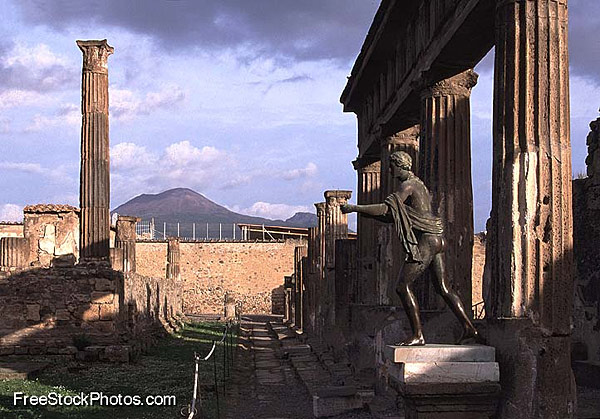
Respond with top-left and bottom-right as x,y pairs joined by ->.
485,318 -> 576,419
385,344 -> 500,419
399,382 -> 500,419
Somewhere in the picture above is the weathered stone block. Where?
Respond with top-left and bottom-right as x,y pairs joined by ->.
91,320 -> 116,334
94,278 -> 115,291
91,291 -> 114,304
76,306 -> 99,321
26,304 -> 40,321
385,344 -> 496,363
55,309 -> 70,321
28,346 -> 45,355
98,304 -> 117,320
0,346 -> 15,355
58,346 -> 78,355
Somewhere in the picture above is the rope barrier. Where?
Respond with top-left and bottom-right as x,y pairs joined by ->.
183,320 -> 237,418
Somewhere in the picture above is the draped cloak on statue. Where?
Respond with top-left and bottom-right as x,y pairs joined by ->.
384,192 -> 444,264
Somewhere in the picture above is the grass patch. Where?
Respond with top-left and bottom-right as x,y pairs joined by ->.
0,321 -> 238,419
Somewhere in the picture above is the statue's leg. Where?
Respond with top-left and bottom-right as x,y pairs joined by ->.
430,252 -> 480,344
394,243 -> 433,346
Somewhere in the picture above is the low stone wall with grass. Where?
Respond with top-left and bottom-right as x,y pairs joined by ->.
0,263 -> 183,362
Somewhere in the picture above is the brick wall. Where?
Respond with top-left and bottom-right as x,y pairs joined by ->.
136,240 -> 303,315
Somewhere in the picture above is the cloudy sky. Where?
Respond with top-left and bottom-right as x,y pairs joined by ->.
1,0 -> 598,232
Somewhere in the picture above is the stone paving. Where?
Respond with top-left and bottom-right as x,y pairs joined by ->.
224,315 -> 599,419
225,315 -> 379,419
225,315 -> 315,419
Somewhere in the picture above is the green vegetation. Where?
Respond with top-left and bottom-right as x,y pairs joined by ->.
0,321 -> 237,419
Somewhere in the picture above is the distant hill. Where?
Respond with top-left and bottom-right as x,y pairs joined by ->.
111,188 -> 317,238
284,212 -> 318,228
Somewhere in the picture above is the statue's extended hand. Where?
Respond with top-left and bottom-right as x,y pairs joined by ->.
340,204 -> 356,214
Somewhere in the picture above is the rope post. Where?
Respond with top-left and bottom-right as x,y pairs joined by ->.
213,352 -> 220,417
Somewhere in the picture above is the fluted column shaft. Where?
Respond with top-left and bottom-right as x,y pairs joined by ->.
487,1 -> 574,417
115,215 -> 139,273
167,238 -> 181,281
77,40 -> 114,261
353,159 -> 381,305
294,245 -> 308,329
323,190 -> 352,327
314,202 -> 326,338
305,227 -> 318,333
419,70 -> 477,312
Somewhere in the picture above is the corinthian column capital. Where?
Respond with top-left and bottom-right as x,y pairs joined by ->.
418,69 -> 478,99
77,39 -> 114,74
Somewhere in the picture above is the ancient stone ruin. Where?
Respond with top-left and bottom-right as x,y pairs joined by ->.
281,1 -> 579,418
0,40 -> 184,362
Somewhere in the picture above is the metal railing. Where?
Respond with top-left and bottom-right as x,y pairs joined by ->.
135,219 -> 291,242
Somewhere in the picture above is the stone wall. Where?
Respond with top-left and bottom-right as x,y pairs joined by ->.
0,264 -> 182,362
23,205 -> 79,267
136,240 -> 302,315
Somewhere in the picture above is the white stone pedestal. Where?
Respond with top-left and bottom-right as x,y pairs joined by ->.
384,344 -> 500,419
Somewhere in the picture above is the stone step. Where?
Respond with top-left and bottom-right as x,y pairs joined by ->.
385,344 -> 496,363
389,361 -> 500,384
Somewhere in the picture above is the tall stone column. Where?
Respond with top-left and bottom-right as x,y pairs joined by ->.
314,202 -> 326,338
353,158 -> 381,305
323,190 -> 352,327
305,227 -> 318,333
77,40 -> 114,261
167,237 -> 181,281
381,126 -> 420,198
294,245 -> 308,329
378,126 -> 419,304
418,70 -> 477,311
324,190 -> 352,268
487,1 -> 574,417
115,216 -> 140,273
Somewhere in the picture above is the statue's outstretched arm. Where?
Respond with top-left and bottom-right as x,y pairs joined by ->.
341,203 -> 388,217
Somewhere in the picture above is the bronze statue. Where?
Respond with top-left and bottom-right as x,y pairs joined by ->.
341,151 -> 479,346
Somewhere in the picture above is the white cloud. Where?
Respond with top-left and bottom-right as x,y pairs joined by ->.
0,42 -> 76,93
3,42 -> 67,68
0,204 -> 23,222
110,85 -> 186,121
111,142 -> 158,170
0,161 -> 73,183
235,202 -> 313,220
164,141 -> 224,167
25,103 -> 79,132
0,89 -> 43,109
110,140 -> 235,203
282,162 -> 317,180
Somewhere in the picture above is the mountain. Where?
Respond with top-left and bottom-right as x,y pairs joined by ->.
284,212 -> 318,228
111,188 -> 317,238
